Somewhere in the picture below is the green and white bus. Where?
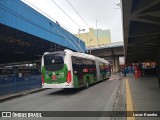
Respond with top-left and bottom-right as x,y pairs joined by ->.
41,49 -> 111,88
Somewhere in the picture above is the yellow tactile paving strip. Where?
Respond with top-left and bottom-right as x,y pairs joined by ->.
126,78 -> 136,120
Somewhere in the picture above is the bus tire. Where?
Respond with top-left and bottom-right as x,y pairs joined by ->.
103,75 -> 106,81
85,80 -> 89,88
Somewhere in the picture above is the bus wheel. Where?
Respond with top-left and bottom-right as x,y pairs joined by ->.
85,81 -> 89,88
103,75 -> 106,81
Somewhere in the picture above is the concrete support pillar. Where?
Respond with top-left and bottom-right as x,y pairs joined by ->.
113,56 -> 119,73
138,61 -> 142,77
156,50 -> 160,88
115,56 -> 120,72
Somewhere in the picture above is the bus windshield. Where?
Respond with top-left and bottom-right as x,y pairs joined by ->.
44,52 -> 64,71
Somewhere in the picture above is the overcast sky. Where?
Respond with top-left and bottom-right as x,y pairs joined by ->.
22,0 -> 122,43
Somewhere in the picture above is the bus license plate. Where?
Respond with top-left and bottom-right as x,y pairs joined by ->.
52,75 -> 57,80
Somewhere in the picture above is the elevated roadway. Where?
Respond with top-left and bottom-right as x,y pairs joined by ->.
87,42 -> 124,72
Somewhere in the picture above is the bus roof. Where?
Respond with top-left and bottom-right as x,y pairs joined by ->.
65,49 -> 109,64
43,49 -> 110,64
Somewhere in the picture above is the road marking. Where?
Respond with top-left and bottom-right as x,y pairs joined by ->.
126,78 -> 136,120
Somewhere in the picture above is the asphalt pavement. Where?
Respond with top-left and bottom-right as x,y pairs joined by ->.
1,73 -> 160,120
0,73 -> 125,120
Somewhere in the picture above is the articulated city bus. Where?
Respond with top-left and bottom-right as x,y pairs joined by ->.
41,49 -> 111,88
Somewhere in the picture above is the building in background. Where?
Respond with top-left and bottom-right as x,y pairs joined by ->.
75,28 -> 111,47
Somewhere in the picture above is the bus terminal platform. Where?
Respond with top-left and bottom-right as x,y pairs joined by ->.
125,73 -> 160,120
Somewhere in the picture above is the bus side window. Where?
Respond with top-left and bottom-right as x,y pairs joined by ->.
92,61 -> 96,72
72,57 -> 82,73
72,57 -> 77,70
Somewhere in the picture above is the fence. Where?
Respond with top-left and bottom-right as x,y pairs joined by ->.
0,75 -> 42,96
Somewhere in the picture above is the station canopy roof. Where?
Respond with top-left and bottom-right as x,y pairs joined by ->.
122,0 -> 160,63
0,24 -> 66,64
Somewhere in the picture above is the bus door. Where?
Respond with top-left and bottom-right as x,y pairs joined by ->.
72,58 -> 84,86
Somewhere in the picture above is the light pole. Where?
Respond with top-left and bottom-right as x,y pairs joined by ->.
78,28 -> 85,49
90,39 -> 93,55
